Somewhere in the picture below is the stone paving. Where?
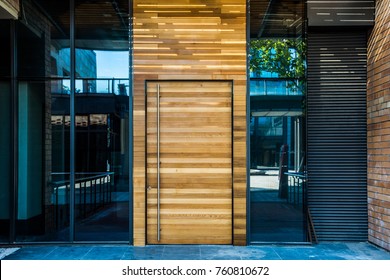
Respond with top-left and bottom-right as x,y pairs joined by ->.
1,242 -> 390,260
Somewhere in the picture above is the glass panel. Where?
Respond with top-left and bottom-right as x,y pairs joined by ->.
250,116 -> 306,242
0,20 -> 11,242
0,82 -> 11,242
249,0 -> 307,243
0,20 -> 12,243
74,0 -> 130,241
16,0 -> 70,241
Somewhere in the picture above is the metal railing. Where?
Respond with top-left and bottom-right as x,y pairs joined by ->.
50,172 -> 114,229
50,78 -> 129,95
284,171 -> 307,206
250,78 -> 304,96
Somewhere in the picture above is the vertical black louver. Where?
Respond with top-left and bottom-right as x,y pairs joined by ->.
307,32 -> 368,241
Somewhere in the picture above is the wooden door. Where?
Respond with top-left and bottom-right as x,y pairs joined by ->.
146,81 -> 233,244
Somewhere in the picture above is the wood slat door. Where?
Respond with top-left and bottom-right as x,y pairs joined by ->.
146,81 -> 233,244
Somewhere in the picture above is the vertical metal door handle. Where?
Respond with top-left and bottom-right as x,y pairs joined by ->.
157,84 -> 161,241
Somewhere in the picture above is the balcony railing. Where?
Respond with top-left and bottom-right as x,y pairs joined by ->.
284,171 -> 307,206
50,172 -> 114,229
250,78 -> 304,96
50,78 -> 129,95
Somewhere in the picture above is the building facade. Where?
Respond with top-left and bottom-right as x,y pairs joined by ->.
0,0 -> 389,250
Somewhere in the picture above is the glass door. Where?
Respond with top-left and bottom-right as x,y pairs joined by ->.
250,115 -> 306,242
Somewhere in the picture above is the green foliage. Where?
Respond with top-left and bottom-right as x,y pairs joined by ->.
249,39 -> 306,79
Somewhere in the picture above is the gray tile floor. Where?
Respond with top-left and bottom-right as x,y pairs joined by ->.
1,242 -> 390,260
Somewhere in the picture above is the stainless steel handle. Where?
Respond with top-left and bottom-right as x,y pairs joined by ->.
157,84 -> 161,241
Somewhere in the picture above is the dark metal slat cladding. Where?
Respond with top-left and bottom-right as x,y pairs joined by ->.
307,31 -> 368,241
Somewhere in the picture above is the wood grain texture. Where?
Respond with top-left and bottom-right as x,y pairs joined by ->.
133,0 -> 247,246
146,81 -> 232,244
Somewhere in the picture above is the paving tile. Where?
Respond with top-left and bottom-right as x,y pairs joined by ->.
0,248 -> 19,259
271,246 -> 322,260
200,253 -> 242,260
345,243 -> 390,260
81,246 -> 128,260
315,242 -> 349,251
240,247 -> 282,260
121,246 -> 164,260
162,245 -> 201,260
160,254 -> 200,260
16,246 -> 58,255
3,253 -> 46,260
133,246 -> 165,255
163,245 -> 201,254
3,246 -> 57,260
306,243 -> 387,260
121,253 -> 162,260
200,246 -> 243,260
45,246 -> 93,260
2,243 -> 390,260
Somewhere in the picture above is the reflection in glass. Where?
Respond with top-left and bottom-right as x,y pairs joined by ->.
249,0 -> 306,243
74,0 -> 129,241
0,20 -> 11,242
0,82 -> 11,242
1,0 -> 131,243
15,0 -> 70,241
250,116 -> 306,242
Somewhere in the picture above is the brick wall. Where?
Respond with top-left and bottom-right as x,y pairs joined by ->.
367,0 -> 390,251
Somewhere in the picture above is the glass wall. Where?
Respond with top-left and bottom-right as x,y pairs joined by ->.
0,20 -> 11,242
0,0 -> 130,244
15,0 -> 70,241
249,0 -> 307,243
74,0 -> 130,241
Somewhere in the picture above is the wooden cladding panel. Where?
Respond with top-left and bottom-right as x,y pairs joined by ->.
133,0 -> 247,246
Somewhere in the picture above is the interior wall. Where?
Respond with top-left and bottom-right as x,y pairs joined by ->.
132,0 -> 247,246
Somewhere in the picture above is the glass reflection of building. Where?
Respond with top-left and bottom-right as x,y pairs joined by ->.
0,0 -> 130,242
249,1 -> 307,243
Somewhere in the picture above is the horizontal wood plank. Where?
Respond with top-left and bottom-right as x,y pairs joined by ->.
133,0 -> 246,246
